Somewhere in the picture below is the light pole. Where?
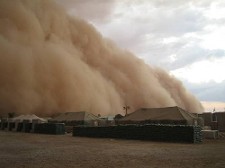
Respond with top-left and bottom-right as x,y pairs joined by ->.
123,105 -> 130,116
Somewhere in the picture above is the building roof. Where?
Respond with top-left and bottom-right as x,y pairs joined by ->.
119,106 -> 197,122
52,111 -> 100,122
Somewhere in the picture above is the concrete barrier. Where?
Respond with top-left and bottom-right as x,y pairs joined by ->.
202,130 -> 219,139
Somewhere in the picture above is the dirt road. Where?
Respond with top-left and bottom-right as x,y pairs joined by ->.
0,131 -> 225,168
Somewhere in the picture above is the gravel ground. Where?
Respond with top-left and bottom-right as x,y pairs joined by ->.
0,131 -> 225,168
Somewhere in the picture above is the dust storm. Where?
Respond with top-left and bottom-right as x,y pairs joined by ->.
0,0 -> 203,116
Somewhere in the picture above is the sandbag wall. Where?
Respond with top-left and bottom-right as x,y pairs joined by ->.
73,124 -> 202,143
34,123 -> 65,135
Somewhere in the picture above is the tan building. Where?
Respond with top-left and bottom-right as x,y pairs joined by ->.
199,112 -> 225,131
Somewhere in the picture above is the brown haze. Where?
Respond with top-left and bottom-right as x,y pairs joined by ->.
0,0 -> 203,117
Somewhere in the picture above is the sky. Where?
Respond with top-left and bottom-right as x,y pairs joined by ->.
56,0 -> 225,112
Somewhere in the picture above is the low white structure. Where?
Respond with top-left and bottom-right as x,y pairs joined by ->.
12,114 -> 47,132
202,130 -> 219,139
12,114 -> 47,123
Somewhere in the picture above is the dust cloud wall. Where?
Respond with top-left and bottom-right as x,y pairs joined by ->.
0,0 -> 203,116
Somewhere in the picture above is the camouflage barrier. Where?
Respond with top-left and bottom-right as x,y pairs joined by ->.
0,120 -> 7,130
117,120 -> 187,125
8,122 -> 15,131
73,124 -> 202,143
2,122 -> 8,130
23,123 -> 32,133
22,120 -> 31,133
34,123 -> 65,135
0,122 -> 2,130
16,123 -> 23,132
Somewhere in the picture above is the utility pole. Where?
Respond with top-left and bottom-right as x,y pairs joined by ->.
123,105 -> 130,116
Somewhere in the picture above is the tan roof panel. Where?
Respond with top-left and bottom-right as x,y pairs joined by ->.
120,106 -> 197,121
52,111 -> 100,121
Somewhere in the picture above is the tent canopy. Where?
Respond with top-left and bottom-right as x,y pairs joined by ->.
52,111 -> 100,122
12,114 -> 47,122
119,106 -> 198,125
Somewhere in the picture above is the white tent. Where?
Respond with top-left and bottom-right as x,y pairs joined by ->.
12,114 -> 47,123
